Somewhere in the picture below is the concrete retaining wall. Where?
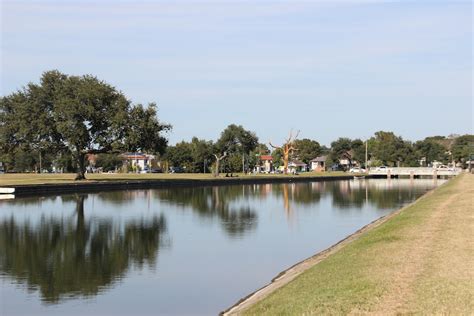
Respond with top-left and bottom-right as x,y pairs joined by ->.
3,175 -> 366,197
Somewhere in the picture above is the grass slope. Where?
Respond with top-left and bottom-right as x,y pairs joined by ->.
241,173 -> 473,315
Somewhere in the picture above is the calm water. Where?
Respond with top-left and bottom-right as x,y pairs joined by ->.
0,179 -> 443,316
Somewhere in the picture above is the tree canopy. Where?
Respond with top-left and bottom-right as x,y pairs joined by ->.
216,124 -> 258,154
368,131 -> 417,167
293,138 -> 321,164
451,134 -> 474,164
414,138 -> 449,165
215,124 -> 259,173
164,137 -> 214,173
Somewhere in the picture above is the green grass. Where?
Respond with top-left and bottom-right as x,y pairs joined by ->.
240,173 -> 473,315
0,171 -> 350,186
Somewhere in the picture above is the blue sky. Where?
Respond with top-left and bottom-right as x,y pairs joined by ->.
1,0 -> 472,146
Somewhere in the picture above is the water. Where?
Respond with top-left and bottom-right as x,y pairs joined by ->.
0,179 -> 443,315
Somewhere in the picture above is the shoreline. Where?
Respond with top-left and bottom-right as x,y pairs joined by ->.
1,174 -> 373,197
221,179 -> 448,315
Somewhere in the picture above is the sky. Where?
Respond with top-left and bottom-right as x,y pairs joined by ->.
1,0 -> 472,146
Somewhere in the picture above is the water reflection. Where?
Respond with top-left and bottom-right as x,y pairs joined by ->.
157,186 -> 258,237
0,195 -> 167,303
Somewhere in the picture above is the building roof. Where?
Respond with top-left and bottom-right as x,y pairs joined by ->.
86,153 -> 97,162
289,160 -> 307,167
260,155 -> 273,161
310,155 -> 327,162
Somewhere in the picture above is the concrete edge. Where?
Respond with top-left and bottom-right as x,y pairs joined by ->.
2,175 -> 375,197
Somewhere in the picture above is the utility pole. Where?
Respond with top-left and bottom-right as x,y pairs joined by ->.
39,151 -> 42,174
365,140 -> 368,170
242,154 -> 245,174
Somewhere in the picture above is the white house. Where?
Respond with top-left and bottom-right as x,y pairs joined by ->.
288,160 -> 307,173
258,155 -> 273,173
121,153 -> 156,171
310,156 -> 327,172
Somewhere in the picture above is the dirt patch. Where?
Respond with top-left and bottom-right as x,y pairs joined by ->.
364,191 -> 463,314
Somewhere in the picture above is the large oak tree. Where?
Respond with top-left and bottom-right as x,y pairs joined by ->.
0,70 -> 171,179
215,124 -> 259,174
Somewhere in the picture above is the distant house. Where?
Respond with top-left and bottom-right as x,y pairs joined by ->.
258,155 -> 273,173
121,153 -> 156,171
86,154 -> 97,165
288,160 -> 307,173
339,151 -> 352,168
336,151 -> 357,170
310,155 -> 327,172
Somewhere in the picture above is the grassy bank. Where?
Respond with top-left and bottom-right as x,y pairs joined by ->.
0,171 -> 350,186
236,173 -> 473,315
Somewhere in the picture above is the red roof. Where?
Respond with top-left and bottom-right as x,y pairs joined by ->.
260,155 -> 273,161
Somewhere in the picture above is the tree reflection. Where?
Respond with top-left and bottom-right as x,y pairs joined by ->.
0,195 -> 167,304
329,180 -> 419,210
158,186 -> 258,237
270,183 -> 323,219
157,180 -> 428,225
329,181 -> 366,209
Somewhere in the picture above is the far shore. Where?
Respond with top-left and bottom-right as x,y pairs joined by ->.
0,171 -> 351,186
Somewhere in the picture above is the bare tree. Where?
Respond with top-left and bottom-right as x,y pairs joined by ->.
213,152 -> 227,177
269,130 -> 300,174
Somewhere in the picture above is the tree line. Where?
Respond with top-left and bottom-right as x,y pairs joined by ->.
1,71 -> 473,178
163,130 -> 473,173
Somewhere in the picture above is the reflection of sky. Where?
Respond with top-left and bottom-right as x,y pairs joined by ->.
0,179 -> 445,315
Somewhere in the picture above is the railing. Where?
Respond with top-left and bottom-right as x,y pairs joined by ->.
369,167 -> 461,176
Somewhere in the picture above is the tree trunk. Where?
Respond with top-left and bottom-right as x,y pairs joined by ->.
75,152 -> 86,180
213,153 -> 227,177
214,160 -> 220,177
38,151 -> 42,174
283,151 -> 289,174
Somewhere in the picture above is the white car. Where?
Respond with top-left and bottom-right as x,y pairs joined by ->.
349,167 -> 366,173
375,166 -> 388,171
436,165 -> 455,171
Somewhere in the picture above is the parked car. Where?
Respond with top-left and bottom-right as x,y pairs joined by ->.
169,167 -> 184,173
349,167 -> 366,173
139,167 -> 159,174
330,164 -> 340,171
375,166 -> 388,171
436,165 -> 455,171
